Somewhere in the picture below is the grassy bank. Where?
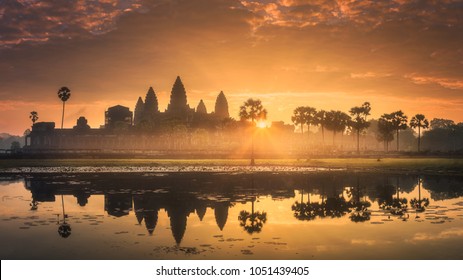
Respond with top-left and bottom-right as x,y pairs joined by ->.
1,158 -> 463,173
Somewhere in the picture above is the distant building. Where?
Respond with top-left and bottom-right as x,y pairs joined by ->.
105,105 -> 133,129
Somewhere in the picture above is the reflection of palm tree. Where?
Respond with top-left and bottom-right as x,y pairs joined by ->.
238,197 -> 267,234
57,195 -> 71,238
410,178 -> 430,215
349,203 -> 371,222
379,178 -> 408,217
348,180 -> 371,222
324,196 -> 350,218
291,189 -> 320,221
30,199 -> 39,211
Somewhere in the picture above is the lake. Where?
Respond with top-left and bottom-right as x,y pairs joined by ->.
1,171 -> 462,259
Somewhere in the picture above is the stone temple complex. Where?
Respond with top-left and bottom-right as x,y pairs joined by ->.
23,76 -> 244,153
133,76 -> 230,128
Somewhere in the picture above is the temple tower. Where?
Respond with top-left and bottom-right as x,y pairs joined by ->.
143,86 -> 159,121
134,97 -> 144,125
166,76 -> 190,119
196,99 -> 207,114
214,91 -> 229,119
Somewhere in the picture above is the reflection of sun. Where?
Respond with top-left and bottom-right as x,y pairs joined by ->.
256,120 -> 268,128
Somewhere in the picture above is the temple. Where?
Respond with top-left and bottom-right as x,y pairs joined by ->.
132,76 -> 231,129
23,76 -> 250,152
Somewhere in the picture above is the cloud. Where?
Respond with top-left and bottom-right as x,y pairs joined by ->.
405,74 -> 463,90
0,0 -> 148,49
240,0 -> 463,29
350,239 -> 377,246
350,72 -> 392,79
408,228 -> 463,243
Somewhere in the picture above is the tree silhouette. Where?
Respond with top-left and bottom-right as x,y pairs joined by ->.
410,114 -> 429,152
377,115 -> 395,152
239,99 -> 267,165
388,111 -> 408,151
314,110 -> 327,146
29,111 -> 39,125
349,102 -> 371,154
57,86 -> 71,129
10,141 -> 21,151
325,110 -> 351,147
430,118 -> 455,129
238,198 -> 267,234
292,107 -> 308,138
423,118 -> 461,152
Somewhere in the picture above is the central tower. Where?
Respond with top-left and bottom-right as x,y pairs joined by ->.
166,76 -> 191,119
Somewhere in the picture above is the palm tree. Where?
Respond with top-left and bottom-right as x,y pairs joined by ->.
239,99 -> 267,165
325,110 -> 351,147
389,111 -> 408,151
409,114 -> 429,152
291,106 -> 317,148
57,86 -> 71,129
349,102 -> 371,154
304,107 -> 317,145
377,114 -> 395,152
292,107 -> 308,138
314,110 -> 327,146
58,87 -> 71,129
29,111 -> 39,125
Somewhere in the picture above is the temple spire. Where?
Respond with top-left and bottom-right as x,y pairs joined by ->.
143,87 -> 159,121
214,91 -> 229,119
166,76 -> 190,118
134,97 -> 144,125
196,99 -> 207,114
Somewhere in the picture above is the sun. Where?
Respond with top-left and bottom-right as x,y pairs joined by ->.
256,120 -> 268,128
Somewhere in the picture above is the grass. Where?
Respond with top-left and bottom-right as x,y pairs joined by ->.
1,157 -> 463,173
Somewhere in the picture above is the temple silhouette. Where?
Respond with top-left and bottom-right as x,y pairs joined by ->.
24,76 -> 231,151
133,76 -> 230,127
22,76 -> 293,155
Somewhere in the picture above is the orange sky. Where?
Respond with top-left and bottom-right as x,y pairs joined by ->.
1,0 -> 462,135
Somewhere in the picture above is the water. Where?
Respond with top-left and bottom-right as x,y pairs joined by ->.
0,172 -> 462,259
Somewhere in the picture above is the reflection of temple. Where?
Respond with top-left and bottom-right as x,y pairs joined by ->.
20,172 -> 463,244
